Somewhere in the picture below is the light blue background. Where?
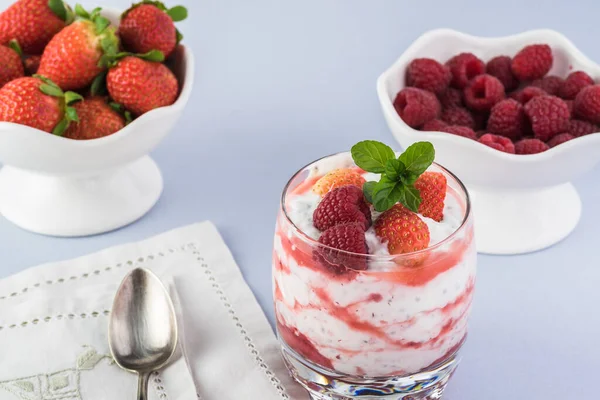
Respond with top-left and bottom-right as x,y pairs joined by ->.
1,0 -> 599,398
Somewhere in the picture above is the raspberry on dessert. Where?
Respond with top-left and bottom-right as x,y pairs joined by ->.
478,133 -> 516,154
574,84 -> 600,124
559,71 -> 594,100
317,222 -> 368,273
421,119 -> 448,131
313,168 -> 366,197
445,53 -> 485,89
567,119 -> 599,137
440,125 -> 477,140
464,74 -> 505,112
441,107 -> 475,128
437,87 -> 463,108
487,99 -> 526,140
374,204 -> 430,254
510,86 -> 547,104
523,95 -> 570,141
531,75 -> 563,96
511,44 -> 553,81
547,133 -> 575,148
313,185 -> 371,231
393,87 -> 441,128
486,56 -> 519,92
406,58 -> 452,94
514,138 -> 550,154
414,172 -> 447,222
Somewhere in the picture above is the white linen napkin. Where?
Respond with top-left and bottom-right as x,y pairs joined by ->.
0,222 -> 308,400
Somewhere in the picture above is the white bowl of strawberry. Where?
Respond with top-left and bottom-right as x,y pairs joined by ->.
377,28 -> 600,255
0,0 -> 194,236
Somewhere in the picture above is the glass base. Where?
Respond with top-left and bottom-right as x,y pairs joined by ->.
281,344 -> 459,399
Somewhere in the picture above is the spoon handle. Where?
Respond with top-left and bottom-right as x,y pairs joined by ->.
137,371 -> 150,400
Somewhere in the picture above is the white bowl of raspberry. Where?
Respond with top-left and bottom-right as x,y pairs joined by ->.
377,28 -> 600,255
0,7 -> 194,237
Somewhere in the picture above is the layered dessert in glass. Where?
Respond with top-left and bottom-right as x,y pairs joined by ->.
272,141 -> 476,399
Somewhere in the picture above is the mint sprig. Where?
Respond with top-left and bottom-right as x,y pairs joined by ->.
351,140 -> 435,213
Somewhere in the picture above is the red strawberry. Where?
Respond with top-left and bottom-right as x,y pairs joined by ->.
0,76 -> 82,134
414,172 -> 447,222
0,0 -> 71,55
0,42 -> 24,87
375,204 -> 430,254
63,97 -> 127,140
317,222 -> 368,273
107,55 -> 179,116
38,7 -> 119,91
119,1 -> 187,59
313,185 -> 371,231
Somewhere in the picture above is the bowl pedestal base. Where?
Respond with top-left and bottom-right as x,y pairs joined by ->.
469,183 -> 581,255
0,156 -> 163,237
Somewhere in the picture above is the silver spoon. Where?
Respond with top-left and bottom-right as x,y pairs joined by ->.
108,267 -> 178,400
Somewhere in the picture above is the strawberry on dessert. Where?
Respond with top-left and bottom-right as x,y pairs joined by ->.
273,140 -> 476,377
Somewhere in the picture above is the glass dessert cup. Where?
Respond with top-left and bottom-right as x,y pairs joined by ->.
272,153 -> 476,399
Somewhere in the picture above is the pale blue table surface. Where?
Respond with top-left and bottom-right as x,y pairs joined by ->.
0,0 -> 599,398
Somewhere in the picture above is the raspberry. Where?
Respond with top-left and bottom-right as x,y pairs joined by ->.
567,119 -> 598,137
574,84 -> 600,124
441,107 -> 475,128
312,168 -> 366,197
547,133 -> 575,148
524,95 -> 570,141
393,87 -> 441,128
437,88 -> 463,108
478,133 -> 516,153
515,138 -> 550,154
531,75 -> 563,96
464,74 -> 505,112
406,58 -> 452,94
486,99 -> 526,140
414,172 -> 447,222
565,100 -> 574,114
440,125 -> 477,140
421,119 -> 447,131
445,53 -> 485,89
317,222 -> 368,273
511,44 -> 553,81
558,71 -> 594,100
486,56 -> 518,92
510,86 -> 547,104
313,185 -> 371,231
472,112 -> 489,130
375,205 -> 430,254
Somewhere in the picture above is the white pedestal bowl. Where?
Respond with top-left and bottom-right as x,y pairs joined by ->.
377,29 -> 600,255
0,11 -> 194,237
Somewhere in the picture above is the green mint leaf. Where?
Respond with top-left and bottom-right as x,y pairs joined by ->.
48,0 -> 67,21
371,177 -> 404,212
402,185 -> 422,213
52,118 -> 69,136
351,140 -> 396,173
74,4 -> 90,19
398,141 -> 435,176
94,16 -> 110,34
384,158 -> 406,181
8,39 -> 22,56
64,91 -> 83,105
138,49 -> 165,62
363,181 -> 376,204
65,106 -> 78,122
166,5 -> 187,21
402,172 -> 420,185
39,83 -> 63,97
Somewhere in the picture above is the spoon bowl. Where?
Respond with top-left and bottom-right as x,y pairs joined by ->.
109,268 -> 178,399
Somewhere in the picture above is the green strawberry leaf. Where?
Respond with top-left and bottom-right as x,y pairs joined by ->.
52,119 -> 69,136
166,5 -> 187,21
94,16 -> 110,35
351,140 -> 396,174
65,106 -> 79,122
90,71 -> 107,96
64,91 -> 83,105
402,185 -> 422,213
39,83 -> 63,97
371,177 -> 404,212
109,102 -> 123,112
384,158 -> 406,181
363,181 -> 376,204
48,0 -> 67,21
74,4 -> 90,19
138,50 -> 165,62
398,141 -> 435,176
124,111 -> 133,124
89,7 -> 102,21
175,29 -> 183,44
7,40 -> 22,56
